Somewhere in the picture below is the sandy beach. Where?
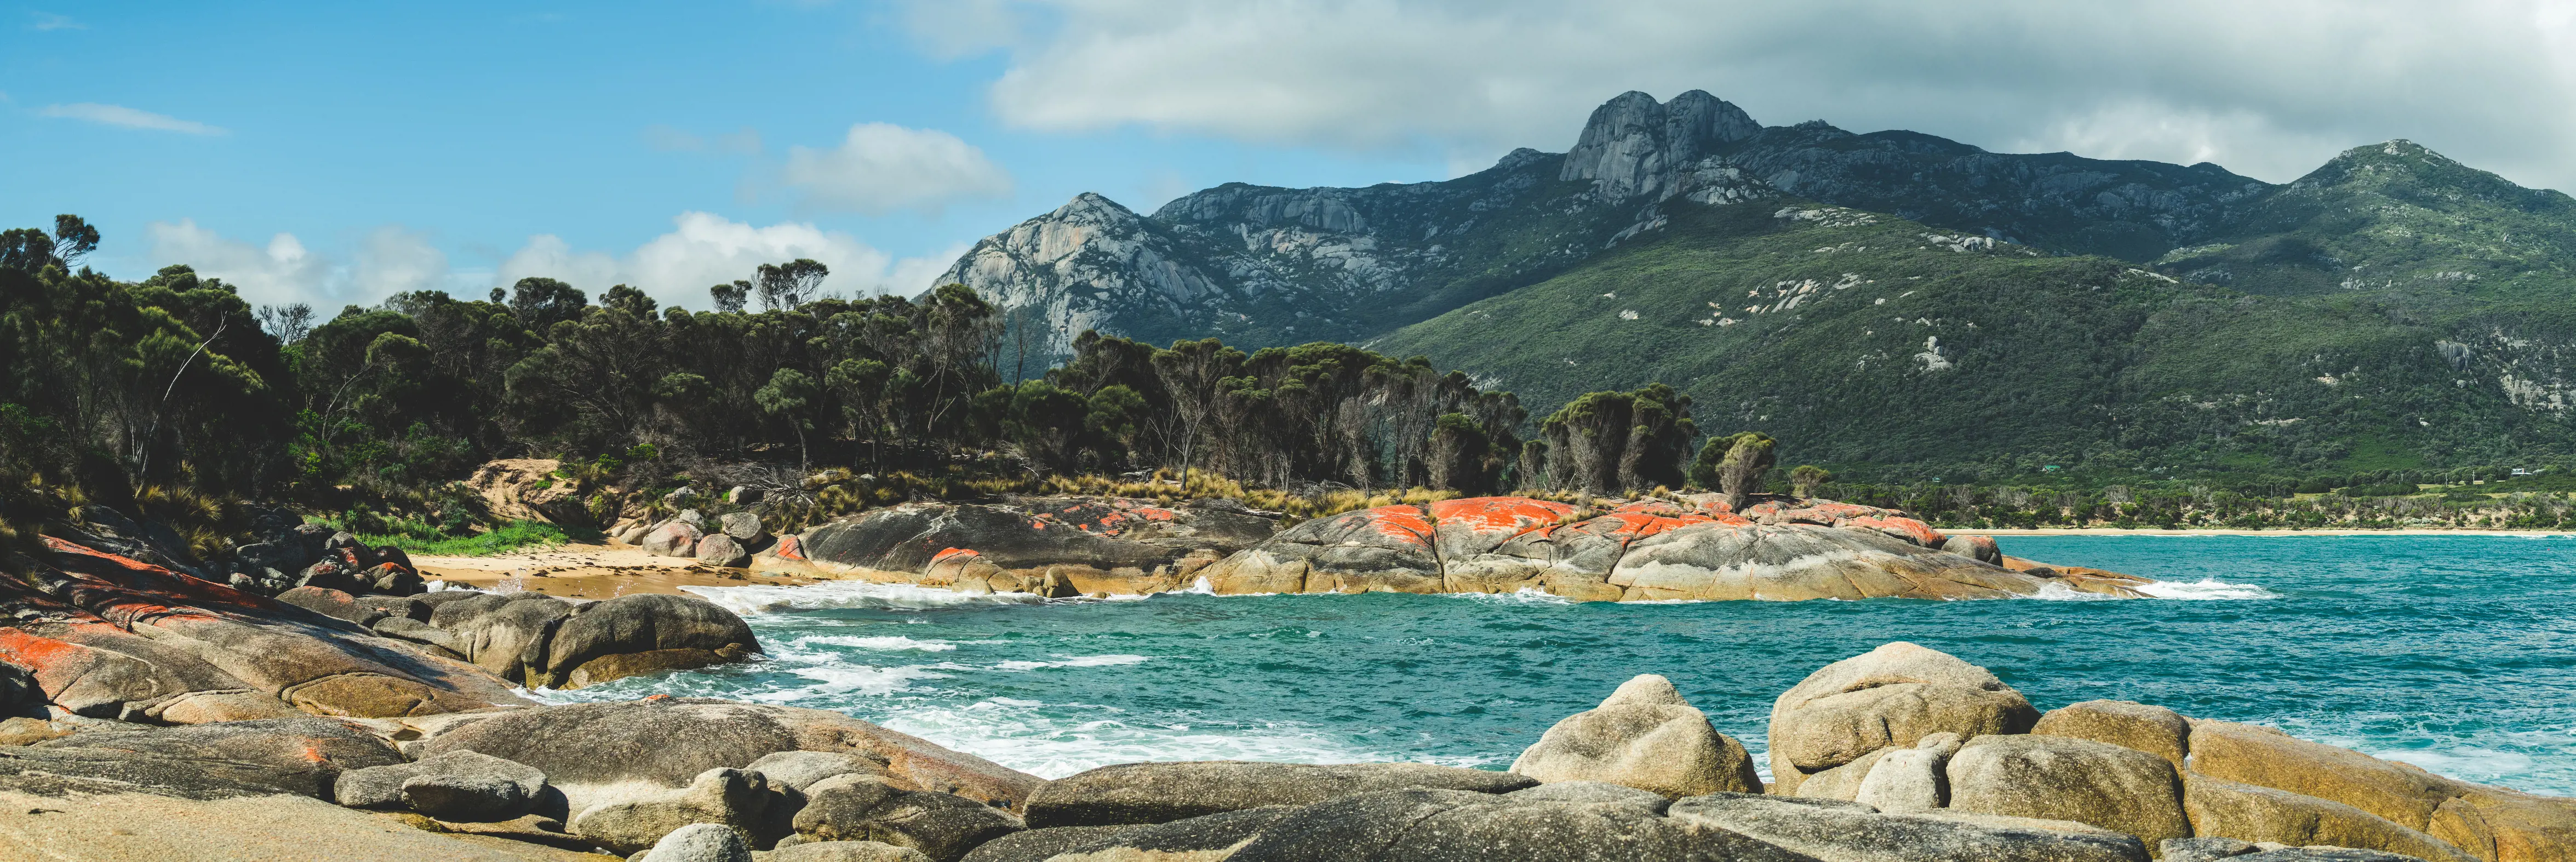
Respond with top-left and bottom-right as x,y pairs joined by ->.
411,541 -> 818,598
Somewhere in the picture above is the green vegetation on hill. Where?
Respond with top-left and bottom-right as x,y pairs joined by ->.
1371,193 -> 2576,486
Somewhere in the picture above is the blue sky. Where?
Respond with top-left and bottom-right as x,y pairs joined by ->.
6,2 -> 2572,312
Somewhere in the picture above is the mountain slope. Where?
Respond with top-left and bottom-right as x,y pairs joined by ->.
1369,195 -> 2576,479
940,90 -> 2294,357
2159,140 -> 2576,295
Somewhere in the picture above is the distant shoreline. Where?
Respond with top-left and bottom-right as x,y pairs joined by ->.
1966,527 -> 2573,538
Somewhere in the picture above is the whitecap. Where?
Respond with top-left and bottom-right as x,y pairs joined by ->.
2019,581 -> 2123,601
794,635 -> 958,652
2134,578 -> 2279,600
1449,587 -> 1573,604
994,654 -> 1152,671
873,696 -> 1476,779
680,581 -> 1046,615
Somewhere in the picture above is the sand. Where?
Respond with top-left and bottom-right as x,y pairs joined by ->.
410,541 -> 817,599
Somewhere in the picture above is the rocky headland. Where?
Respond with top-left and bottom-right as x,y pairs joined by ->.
0,521 -> 2562,861
687,493 -> 2153,602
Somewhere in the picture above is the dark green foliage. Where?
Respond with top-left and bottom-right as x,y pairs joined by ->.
1375,192 -> 2576,488
1690,432 -> 1775,511
1540,384 -> 1695,494
1790,464 -> 1830,498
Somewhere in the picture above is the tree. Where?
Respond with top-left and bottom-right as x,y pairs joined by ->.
1151,338 -> 1245,489
754,368 -> 818,472
507,277 -> 588,330
710,281 -> 749,314
50,215 -> 99,267
1084,384 -> 1147,469
825,358 -> 890,466
1791,464 -> 1832,499
1427,412 -> 1492,494
602,284 -> 657,317
1691,432 -> 1777,513
754,259 -> 829,312
256,303 -> 316,344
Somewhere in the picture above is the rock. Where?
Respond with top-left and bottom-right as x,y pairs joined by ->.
339,761 -> 420,808
433,591 -> 580,683
38,716 -> 406,781
356,594 -> 434,622
2185,721 -> 2465,832
410,812 -> 604,853
2235,849 -> 2434,861
1793,749 -> 1891,801
1504,780 -> 1673,812
747,750 -> 892,792
2034,700 -> 2192,771
375,615 -> 470,656
0,785 -> 631,860
1767,642 -> 2040,795
726,487 -> 764,506
721,512 -> 765,541
570,766 -> 773,855
644,521 -> 706,557
2182,773 -> 2476,862
1022,760 -> 1536,827
1667,792 -> 2151,861
2163,837 -> 2262,861
540,593 -> 761,689
0,716 -> 75,746
400,750 -> 551,821
798,499 -> 1277,592
955,826 -> 1128,862
2425,783 -> 2576,862
468,459 -> 596,528
1220,787 -> 1817,862
1945,734 -> 2190,849
1508,673 -> 1762,797
1852,747 -> 1947,811
643,821 -> 753,862
793,778 -> 1024,861
279,585 -> 393,626
414,699 -> 1041,818
773,841 -> 935,862
676,509 -> 709,529
1940,534 -> 2005,565
697,534 -> 752,568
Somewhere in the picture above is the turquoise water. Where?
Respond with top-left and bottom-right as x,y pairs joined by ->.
533,535 -> 2576,795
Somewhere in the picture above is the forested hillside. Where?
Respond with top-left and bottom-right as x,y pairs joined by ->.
1370,195 -> 2576,485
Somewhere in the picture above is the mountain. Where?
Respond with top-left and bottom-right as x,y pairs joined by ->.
2157,140 -> 2576,295
939,90 -> 2290,361
941,89 -> 2576,477
940,92 -> 1782,365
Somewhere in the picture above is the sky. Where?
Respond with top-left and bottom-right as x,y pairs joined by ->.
5,1 -> 2574,313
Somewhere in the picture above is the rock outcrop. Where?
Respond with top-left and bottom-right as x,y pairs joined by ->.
785,496 -> 1276,595
467,459 -> 596,528
0,534 -> 762,725
1509,673 -> 1764,797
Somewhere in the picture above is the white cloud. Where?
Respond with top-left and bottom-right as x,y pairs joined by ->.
354,227 -> 452,298
30,11 -> 83,31
41,102 -> 226,135
780,123 -> 1012,214
497,212 -> 953,309
145,220 -> 331,308
934,0 -> 2576,190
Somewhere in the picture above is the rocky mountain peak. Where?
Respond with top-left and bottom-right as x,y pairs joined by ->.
1560,89 -> 1762,199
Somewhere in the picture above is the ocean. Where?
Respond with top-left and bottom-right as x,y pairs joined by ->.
529,534 -> 2576,795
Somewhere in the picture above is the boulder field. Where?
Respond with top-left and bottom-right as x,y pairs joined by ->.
2,642 -> 2565,861
0,534 -> 764,729
771,494 -> 2154,602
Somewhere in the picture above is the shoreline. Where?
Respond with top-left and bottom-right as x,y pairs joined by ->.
1965,527 -> 2575,537
413,540 -> 816,598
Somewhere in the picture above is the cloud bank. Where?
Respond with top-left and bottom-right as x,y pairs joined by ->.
781,123 -> 1014,214
931,0 -> 2576,190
